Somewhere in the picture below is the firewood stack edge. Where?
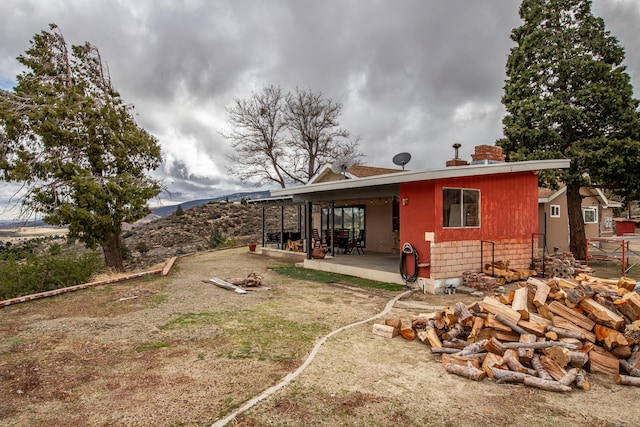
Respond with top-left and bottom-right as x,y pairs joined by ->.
375,273 -> 640,392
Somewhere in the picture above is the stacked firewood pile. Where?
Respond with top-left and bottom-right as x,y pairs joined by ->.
378,273 -> 640,392
532,252 -> 595,278
463,260 -> 537,291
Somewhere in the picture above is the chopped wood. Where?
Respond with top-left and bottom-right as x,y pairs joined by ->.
614,299 -> 640,322
612,345 -> 632,359
424,325 -> 442,348
453,302 -> 474,325
614,374 -> 640,387
442,353 -> 480,369
620,359 -> 640,377
400,326 -> 416,341
619,292 -> 640,317
495,313 -> 529,336
372,323 -> 399,338
548,301 -> 596,331
575,369 -> 591,391
517,334 -> 537,362
543,346 -> 572,368
588,346 -> 619,376
385,318 -> 402,329
551,317 -> 596,342
483,337 -> 505,356
491,367 -> 525,384
511,286 -> 530,320
468,316 -> 485,343
456,339 -> 488,357
524,375 -> 572,392
503,349 -> 530,374
479,296 -> 521,324
579,298 -> 624,330
442,338 -> 467,349
445,362 -> 486,381
206,278 -> 249,295
624,320 -> 640,344
501,341 -> 578,351
569,351 -> 589,368
530,277 -> 551,307
531,354 -> 553,381
559,368 -> 579,386
540,355 -> 567,381
546,325 -> 588,341
482,353 -> 504,378
594,324 -> 628,351
442,323 -> 465,341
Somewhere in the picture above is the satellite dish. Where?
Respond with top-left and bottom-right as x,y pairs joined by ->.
392,152 -> 411,171
330,155 -> 355,178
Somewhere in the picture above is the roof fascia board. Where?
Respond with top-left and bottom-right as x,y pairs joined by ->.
273,159 -> 571,197
538,186 -> 567,203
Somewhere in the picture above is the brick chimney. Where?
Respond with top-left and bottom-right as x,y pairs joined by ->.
470,145 -> 506,163
446,143 -> 469,167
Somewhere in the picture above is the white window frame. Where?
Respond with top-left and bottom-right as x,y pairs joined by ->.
582,207 -> 598,224
550,205 -> 560,218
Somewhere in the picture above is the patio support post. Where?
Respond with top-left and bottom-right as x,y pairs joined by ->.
280,205 -> 285,249
330,200 -> 335,255
306,201 -> 313,259
261,206 -> 266,247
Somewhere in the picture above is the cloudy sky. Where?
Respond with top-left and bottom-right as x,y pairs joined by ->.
1,0 -> 640,218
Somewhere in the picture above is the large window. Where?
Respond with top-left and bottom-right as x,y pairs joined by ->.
443,188 -> 480,228
321,206 -> 365,238
583,207 -> 598,224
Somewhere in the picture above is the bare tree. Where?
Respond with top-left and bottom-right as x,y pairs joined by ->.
284,87 -> 361,184
223,85 -> 288,188
223,85 -> 360,187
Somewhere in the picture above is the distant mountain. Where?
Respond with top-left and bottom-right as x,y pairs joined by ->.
150,190 -> 272,218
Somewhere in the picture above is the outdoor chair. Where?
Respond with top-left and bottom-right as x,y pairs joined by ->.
348,229 -> 365,255
312,228 -> 323,248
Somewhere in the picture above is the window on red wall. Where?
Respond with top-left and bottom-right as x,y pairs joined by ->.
443,188 -> 480,228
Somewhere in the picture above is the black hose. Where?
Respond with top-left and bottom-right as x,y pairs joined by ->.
399,242 -> 419,284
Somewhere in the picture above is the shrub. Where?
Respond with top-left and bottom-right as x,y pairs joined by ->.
135,241 -> 149,254
0,250 -> 105,300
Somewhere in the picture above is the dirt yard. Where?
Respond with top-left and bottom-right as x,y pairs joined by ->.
1,247 -> 639,427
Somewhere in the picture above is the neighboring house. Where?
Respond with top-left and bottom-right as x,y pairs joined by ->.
538,186 -> 622,254
271,145 -> 570,293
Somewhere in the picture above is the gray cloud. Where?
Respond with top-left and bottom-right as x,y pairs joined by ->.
1,0 -> 639,217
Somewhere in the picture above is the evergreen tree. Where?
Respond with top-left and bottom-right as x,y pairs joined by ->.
0,25 -> 161,271
498,0 -> 640,259
175,204 -> 185,216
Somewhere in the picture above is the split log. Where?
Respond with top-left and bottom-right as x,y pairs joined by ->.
530,277 -> 551,307
483,337 -> 505,356
580,298 -> 624,331
614,374 -> 640,387
565,284 -> 594,308
552,316 -> 596,343
372,323 -> 399,338
411,316 -> 428,329
495,313 -> 529,336
589,346 -> 620,376
442,353 -> 480,369
453,302 -> 474,325
400,326 -> 416,341
385,318 -> 402,329
618,292 -> 640,318
537,304 -> 554,321
612,346 -> 632,359
479,296 -> 521,324
543,346 -> 571,368
540,355 -> 568,381
445,362 -> 486,381
491,367 -> 525,384
511,286 -> 530,320
517,334 -> 537,363
627,345 -> 640,370
531,354 -> 554,381
424,324 -> 443,348
482,353 -> 504,378
575,369 -> 591,391
595,324 -> 628,351
467,316 -> 485,343
485,314 -> 514,332
548,301 -> 596,331
620,359 -> 640,377
517,319 -> 547,337
624,320 -> 640,344
614,298 -> 640,322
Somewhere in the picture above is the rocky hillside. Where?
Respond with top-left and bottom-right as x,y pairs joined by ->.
122,201 -> 299,269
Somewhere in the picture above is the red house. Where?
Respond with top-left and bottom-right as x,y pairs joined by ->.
269,146 -> 569,293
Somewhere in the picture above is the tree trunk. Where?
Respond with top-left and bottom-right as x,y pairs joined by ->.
566,182 -> 586,260
102,233 -> 124,272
